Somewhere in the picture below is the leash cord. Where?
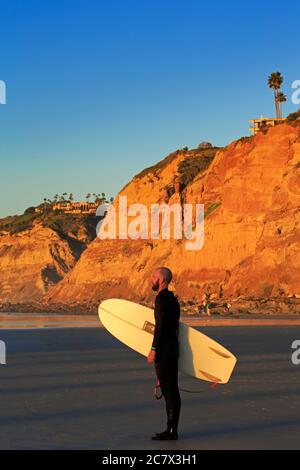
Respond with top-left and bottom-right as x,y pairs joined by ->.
152,370 -> 219,399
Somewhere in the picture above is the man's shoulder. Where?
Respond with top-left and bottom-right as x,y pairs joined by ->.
156,288 -> 172,300
155,289 -> 180,306
155,291 -> 166,305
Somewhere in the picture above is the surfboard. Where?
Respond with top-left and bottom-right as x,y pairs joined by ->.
98,298 -> 237,384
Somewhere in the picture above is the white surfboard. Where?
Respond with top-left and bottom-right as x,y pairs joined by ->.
98,298 -> 237,384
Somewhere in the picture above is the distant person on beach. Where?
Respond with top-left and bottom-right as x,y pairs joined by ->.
147,267 -> 181,441
200,285 -> 230,315
201,286 -> 212,316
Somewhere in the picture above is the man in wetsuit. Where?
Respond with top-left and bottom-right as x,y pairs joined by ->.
147,267 -> 181,441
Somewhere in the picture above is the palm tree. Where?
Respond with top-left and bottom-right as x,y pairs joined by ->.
85,193 -> 91,202
277,92 -> 287,119
69,193 -> 74,202
268,72 -> 284,119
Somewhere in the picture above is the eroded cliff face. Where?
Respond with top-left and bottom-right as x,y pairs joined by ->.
0,221 -> 88,302
43,123 -> 300,305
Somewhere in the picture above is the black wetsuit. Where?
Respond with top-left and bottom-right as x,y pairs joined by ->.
151,288 -> 181,431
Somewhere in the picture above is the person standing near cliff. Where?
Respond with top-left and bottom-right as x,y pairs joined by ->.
201,286 -> 212,316
147,267 -> 181,440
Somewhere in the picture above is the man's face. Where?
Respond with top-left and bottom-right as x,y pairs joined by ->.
151,272 -> 160,291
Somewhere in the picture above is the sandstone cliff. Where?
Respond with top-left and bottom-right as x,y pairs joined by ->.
0,213 -> 97,303
43,122 -> 300,306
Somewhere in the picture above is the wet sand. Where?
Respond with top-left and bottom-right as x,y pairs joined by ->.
0,326 -> 300,449
1,313 -> 300,329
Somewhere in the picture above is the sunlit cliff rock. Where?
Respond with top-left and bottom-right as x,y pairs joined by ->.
43,122 -> 300,306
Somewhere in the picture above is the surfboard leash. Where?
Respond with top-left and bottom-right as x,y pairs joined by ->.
153,378 -> 218,398
153,380 -> 162,400
179,382 -> 219,393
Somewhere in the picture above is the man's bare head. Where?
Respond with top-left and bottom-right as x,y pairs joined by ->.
151,267 -> 173,292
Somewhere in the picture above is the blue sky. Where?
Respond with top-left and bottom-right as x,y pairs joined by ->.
0,0 -> 299,217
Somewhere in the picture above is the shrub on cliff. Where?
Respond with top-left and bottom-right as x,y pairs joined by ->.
24,206 -> 36,214
130,150 -> 181,183
177,147 -> 219,189
0,213 -> 37,234
197,141 -> 213,149
0,210 -> 99,241
287,109 -> 300,122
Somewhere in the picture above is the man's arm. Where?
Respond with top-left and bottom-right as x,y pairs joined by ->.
151,296 -> 166,353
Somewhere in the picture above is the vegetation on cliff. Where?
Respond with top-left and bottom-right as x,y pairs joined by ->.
0,209 -> 99,242
177,146 -> 220,189
287,108 -> 300,122
122,144 -> 221,193
0,191 -> 114,240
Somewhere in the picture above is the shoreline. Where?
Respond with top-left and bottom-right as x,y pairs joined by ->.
2,313 -> 300,329
1,296 -> 300,329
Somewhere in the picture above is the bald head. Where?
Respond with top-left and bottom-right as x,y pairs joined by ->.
151,267 -> 173,292
156,267 -> 172,284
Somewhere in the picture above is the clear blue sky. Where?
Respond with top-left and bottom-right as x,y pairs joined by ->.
1,0 -> 299,217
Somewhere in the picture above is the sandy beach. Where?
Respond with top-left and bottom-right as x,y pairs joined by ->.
1,325 -> 300,449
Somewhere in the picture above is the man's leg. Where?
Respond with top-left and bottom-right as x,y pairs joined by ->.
153,357 -> 181,440
163,362 -> 181,431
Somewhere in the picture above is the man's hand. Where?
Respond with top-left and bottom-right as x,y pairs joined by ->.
147,349 -> 156,364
